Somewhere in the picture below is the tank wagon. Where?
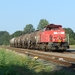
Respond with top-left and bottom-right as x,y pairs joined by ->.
10,24 -> 69,51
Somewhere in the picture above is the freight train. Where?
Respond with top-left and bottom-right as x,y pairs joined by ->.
10,24 -> 69,51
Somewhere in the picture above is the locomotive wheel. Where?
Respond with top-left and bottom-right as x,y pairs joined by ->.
49,49 -> 52,52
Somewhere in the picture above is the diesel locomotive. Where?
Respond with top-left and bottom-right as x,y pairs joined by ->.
10,24 -> 69,51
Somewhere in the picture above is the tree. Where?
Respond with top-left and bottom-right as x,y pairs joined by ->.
37,19 -> 49,30
64,28 -> 75,39
11,30 -> 23,38
0,31 -> 10,45
23,24 -> 35,34
64,28 -> 75,45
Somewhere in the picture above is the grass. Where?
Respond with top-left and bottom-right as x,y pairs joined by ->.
0,48 -> 75,75
70,45 -> 75,49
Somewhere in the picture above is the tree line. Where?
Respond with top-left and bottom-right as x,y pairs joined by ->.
0,19 -> 75,45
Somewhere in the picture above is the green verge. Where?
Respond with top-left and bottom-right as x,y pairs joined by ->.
0,48 -> 75,75
70,45 -> 75,49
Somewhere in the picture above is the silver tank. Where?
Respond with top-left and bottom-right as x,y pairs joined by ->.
10,37 -> 15,44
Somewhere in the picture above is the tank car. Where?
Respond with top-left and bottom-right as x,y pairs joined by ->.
10,37 -> 15,47
14,37 -> 19,47
21,34 -> 30,48
17,35 -> 24,48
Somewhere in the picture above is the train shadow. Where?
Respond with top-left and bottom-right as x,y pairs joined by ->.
51,50 -> 65,53
51,49 -> 75,53
66,49 -> 75,52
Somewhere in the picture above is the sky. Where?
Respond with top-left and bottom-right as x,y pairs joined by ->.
0,0 -> 75,34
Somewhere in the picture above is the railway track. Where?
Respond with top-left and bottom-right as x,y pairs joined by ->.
49,51 -> 75,55
1,46 -> 75,70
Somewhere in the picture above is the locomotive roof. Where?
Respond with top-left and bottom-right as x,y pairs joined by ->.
46,24 -> 62,28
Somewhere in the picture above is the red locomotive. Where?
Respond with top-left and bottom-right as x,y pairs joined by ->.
10,24 -> 69,51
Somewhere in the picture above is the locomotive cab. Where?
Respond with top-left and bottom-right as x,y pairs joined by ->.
41,24 -> 63,42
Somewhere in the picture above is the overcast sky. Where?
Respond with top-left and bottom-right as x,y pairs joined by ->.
0,0 -> 75,34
